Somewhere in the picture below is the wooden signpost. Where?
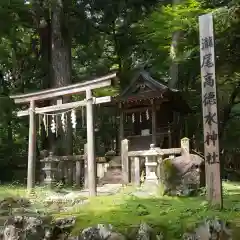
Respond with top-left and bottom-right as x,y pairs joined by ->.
199,13 -> 222,207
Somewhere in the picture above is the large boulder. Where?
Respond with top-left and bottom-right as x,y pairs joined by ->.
160,153 -> 204,196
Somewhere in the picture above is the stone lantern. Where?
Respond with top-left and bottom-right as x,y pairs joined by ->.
40,152 -> 59,188
144,144 -> 158,185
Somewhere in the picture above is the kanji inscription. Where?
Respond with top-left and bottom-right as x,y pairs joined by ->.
204,112 -> 217,125
205,130 -> 218,146
199,13 -> 222,207
201,53 -> 214,68
201,36 -> 213,50
203,92 -> 217,106
203,72 -> 215,87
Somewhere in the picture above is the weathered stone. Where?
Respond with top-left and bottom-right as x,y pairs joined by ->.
0,197 -> 31,210
0,215 -> 76,240
160,154 -> 204,196
135,222 -> 163,240
183,218 -> 232,240
80,224 -> 112,240
107,232 -> 126,240
79,224 -> 126,240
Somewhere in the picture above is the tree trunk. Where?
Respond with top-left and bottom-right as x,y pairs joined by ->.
168,0 -> 181,89
168,31 -> 180,89
51,0 -> 73,155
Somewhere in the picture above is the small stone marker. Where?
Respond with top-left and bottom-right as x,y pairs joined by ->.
181,137 -> 190,154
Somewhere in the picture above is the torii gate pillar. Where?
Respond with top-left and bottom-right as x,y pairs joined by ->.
86,88 -> 97,196
27,100 -> 37,191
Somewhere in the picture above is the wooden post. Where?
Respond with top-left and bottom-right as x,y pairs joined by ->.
168,123 -> 172,148
67,160 -> 73,186
76,158 -> 82,187
199,13 -> 222,207
119,103 -> 124,149
84,143 -> 88,188
134,157 -> 141,186
121,139 -> 130,184
86,89 -> 97,196
151,100 -> 156,145
27,100 -> 36,191
64,162 -> 69,184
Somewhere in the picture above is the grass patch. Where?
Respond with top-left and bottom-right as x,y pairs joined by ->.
0,182 -> 240,239
55,182 -> 240,239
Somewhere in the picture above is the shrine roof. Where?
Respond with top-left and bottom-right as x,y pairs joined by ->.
114,70 -> 191,114
118,70 -> 178,99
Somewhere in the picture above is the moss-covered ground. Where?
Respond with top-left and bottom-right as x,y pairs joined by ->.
0,181 -> 239,239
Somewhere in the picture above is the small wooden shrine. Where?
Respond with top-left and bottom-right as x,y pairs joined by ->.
113,70 -> 190,152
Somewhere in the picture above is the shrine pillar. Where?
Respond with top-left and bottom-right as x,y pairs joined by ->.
151,99 -> 156,145
119,102 -> 124,151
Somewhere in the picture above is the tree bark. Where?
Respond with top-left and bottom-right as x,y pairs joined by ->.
51,0 -> 72,88
51,0 -> 73,155
168,31 -> 180,89
168,0 -> 182,89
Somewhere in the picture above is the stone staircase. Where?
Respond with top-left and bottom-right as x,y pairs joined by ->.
98,156 -> 123,185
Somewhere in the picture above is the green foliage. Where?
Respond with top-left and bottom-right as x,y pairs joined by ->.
0,0 -> 239,179
140,0 -> 240,154
139,0 -> 209,75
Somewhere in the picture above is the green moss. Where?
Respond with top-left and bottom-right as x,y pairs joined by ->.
161,158 -> 177,180
54,182 -> 240,239
0,182 -> 240,239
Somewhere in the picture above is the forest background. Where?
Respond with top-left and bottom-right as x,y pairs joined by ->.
0,0 -> 239,182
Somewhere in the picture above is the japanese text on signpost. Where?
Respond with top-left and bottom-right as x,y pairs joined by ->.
199,13 -> 222,207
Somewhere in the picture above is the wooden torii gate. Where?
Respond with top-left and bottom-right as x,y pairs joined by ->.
10,73 -> 116,196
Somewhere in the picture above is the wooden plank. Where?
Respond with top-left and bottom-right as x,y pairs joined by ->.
10,73 -> 116,104
27,100 -> 36,191
86,89 -> 97,196
17,96 -> 111,117
199,13 -> 222,207
134,157 -> 141,186
128,148 -> 181,157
